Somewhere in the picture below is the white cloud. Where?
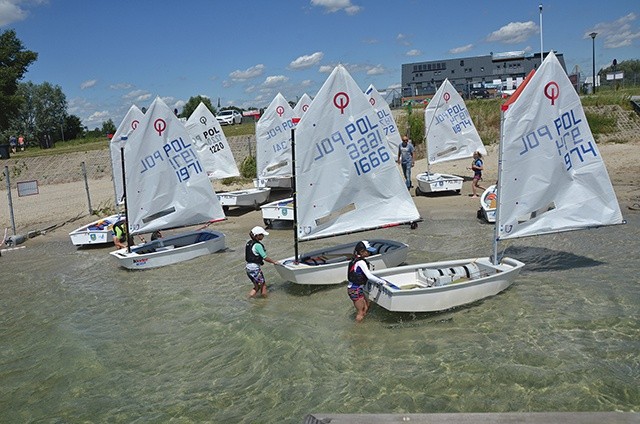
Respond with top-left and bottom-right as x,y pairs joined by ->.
0,0 -> 27,26
86,110 -> 110,126
80,79 -> 97,90
449,44 -> 473,55
406,49 -> 421,57
366,65 -> 385,75
319,65 -> 334,73
123,89 -> 151,102
229,64 -> 265,81
289,51 -> 324,70
397,33 -> 411,46
301,79 -> 313,87
486,21 -> 538,44
586,13 -> 640,49
263,75 -> 289,86
109,83 -> 133,90
310,0 -> 362,15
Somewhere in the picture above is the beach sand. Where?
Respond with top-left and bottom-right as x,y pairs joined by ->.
1,139 -> 637,246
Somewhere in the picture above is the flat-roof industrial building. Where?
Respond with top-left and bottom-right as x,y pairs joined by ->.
401,51 -> 567,99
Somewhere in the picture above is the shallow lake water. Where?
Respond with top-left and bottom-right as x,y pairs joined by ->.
1,209 -> 638,422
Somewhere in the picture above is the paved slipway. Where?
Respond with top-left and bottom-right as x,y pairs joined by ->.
0,108 -> 639,236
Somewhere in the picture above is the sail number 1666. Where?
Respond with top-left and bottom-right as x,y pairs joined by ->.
347,129 -> 391,175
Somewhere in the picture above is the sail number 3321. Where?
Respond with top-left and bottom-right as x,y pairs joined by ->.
312,115 -> 391,175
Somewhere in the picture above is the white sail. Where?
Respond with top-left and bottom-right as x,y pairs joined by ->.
497,52 -> 623,240
185,102 -> 240,179
295,65 -> 420,241
256,93 -> 295,179
424,78 -> 486,164
110,105 -> 145,205
293,93 -> 312,118
124,97 -> 225,235
365,84 -> 402,153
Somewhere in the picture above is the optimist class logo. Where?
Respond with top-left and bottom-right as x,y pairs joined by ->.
131,120 -> 139,130
333,92 -> 349,114
443,92 -> 451,102
199,116 -> 207,125
369,98 -> 376,106
302,104 -> 309,112
276,106 -> 285,117
154,119 -> 167,136
544,81 -> 559,106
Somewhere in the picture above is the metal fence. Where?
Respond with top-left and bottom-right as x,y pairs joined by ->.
0,135 -> 257,238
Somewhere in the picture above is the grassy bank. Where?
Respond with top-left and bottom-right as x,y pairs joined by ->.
11,88 -> 639,159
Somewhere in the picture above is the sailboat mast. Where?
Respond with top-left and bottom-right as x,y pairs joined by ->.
492,106 -> 507,265
120,147 -> 133,253
424,81 -> 444,175
291,127 -> 299,262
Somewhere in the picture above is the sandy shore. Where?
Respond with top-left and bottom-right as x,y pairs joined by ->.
1,139 -> 637,246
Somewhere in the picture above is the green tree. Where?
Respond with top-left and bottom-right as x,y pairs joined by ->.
181,96 -> 217,118
0,29 -> 38,136
14,81 -> 67,142
101,119 -> 116,135
33,82 -> 67,142
64,115 -> 84,139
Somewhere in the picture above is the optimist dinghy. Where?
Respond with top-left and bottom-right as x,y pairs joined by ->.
110,98 -> 226,270
69,105 -> 144,246
366,53 -> 624,312
416,78 -> 486,195
273,65 -> 420,285
185,102 -> 270,211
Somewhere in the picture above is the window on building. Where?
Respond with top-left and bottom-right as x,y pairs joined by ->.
460,60 -> 464,66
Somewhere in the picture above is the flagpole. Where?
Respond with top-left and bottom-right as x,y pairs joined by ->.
539,4 -> 544,64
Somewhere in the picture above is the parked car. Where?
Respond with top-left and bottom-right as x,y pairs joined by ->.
470,89 -> 490,99
216,109 -> 242,125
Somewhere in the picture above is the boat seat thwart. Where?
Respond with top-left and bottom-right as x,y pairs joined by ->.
415,263 -> 481,287
298,241 -> 391,266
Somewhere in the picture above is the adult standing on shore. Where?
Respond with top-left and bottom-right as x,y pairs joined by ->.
397,136 -> 415,189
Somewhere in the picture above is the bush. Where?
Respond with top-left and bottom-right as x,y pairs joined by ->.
240,155 -> 256,178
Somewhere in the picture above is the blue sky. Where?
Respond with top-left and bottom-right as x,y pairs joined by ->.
2,0 -> 638,129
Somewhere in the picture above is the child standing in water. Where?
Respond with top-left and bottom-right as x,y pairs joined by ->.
245,226 -> 279,298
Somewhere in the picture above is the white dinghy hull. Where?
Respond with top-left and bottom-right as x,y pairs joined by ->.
261,197 -> 294,226
365,257 -> 524,312
218,187 -> 271,210
274,239 -> 408,285
415,172 -> 463,195
69,214 -> 122,246
110,230 -> 225,270
478,185 -> 497,223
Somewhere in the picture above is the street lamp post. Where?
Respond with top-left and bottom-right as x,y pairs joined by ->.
589,32 -> 598,94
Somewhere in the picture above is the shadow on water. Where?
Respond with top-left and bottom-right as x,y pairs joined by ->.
503,245 -> 605,272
